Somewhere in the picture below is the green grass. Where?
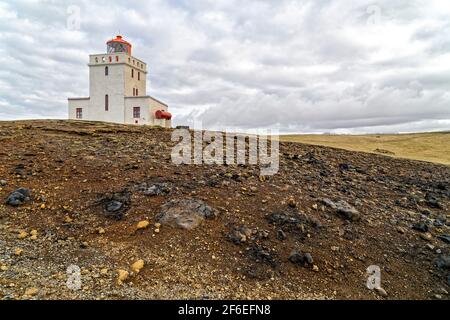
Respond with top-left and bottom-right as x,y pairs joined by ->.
279,132 -> 450,166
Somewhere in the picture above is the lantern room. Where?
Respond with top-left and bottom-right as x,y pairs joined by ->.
107,35 -> 132,55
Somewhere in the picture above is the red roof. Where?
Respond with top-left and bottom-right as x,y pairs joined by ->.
106,35 -> 132,47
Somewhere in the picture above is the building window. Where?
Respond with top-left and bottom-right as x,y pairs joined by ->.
133,107 -> 140,118
102,57 -> 106,62
95,57 -> 98,63
131,69 -> 134,78
109,56 -> 112,62
136,88 -> 138,96
116,56 -> 119,62
76,108 -> 83,119
105,94 -> 109,111
138,72 -> 140,80
105,66 -> 108,76
132,88 -> 135,96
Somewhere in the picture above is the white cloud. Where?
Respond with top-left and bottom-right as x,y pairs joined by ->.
0,0 -> 449,133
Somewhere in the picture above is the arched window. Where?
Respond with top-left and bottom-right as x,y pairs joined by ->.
105,66 -> 108,76
136,88 -> 139,96
138,72 -> 140,81
116,56 -> 119,62
109,56 -> 112,62
105,94 -> 109,111
131,69 -> 134,78
133,88 -> 135,96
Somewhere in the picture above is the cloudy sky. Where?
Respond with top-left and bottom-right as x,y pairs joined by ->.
0,0 -> 450,133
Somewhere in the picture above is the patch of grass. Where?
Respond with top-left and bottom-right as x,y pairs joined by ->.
279,132 -> 450,166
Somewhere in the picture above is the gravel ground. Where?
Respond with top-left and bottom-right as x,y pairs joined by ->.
0,120 -> 449,300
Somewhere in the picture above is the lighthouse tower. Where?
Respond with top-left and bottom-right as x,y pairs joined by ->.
68,35 -> 172,127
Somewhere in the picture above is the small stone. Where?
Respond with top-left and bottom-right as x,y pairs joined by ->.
136,220 -> 150,230
0,265 -> 8,271
375,287 -> 388,297
154,228 -> 160,233
100,268 -> 108,275
14,248 -> 23,256
322,199 -> 360,221
396,227 -> 406,234
277,229 -> 286,240
289,250 -> 313,266
24,287 -> 39,296
80,242 -> 89,249
5,188 -> 31,206
288,198 -> 296,208
116,269 -> 129,285
304,253 -> 314,265
18,231 -> 29,239
436,255 -> 450,269
437,234 -> 450,244
420,232 -> 433,241
40,203 -> 46,209
0,179 -> 7,186
131,259 -> 144,273
154,223 -> 161,228
312,204 -> 318,210
312,265 -> 319,272
30,230 -> 38,240
412,222 -> 429,233
64,216 -> 73,223
97,227 -> 105,234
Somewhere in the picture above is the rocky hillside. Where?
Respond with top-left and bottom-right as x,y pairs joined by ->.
0,120 -> 449,300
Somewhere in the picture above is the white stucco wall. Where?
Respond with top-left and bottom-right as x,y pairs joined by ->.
124,97 -> 151,125
68,98 -> 90,120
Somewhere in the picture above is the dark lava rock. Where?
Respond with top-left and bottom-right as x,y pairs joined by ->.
100,190 -> 131,220
426,193 -> 443,209
247,245 -> 279,268
412,222 -> 429,233
105,200 -> 123,212
277,229 -> 287,241
339,163 -> 352,171
321,198 -> 360,221
138,182 -> 172,196
267,211 -> 302,228
225,225 -> 253,244
436,255 -> 450,269
304,253 -> 314,265
156,198 -> 218,230
437,234 -> 450,244
302,151 -> 324,166
288,250 -> 314,266
5,188 -> 31,206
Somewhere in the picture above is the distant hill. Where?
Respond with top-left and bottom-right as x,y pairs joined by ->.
280,132 -> 450,166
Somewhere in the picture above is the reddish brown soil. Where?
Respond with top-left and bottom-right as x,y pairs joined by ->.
0,120 -> 449,300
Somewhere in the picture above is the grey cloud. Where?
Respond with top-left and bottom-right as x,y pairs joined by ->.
0,0 -> 449,133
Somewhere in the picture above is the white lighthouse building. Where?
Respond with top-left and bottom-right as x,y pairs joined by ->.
68,35 -> 172,127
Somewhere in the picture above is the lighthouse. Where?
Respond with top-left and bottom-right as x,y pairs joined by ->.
68,35 -> 172,127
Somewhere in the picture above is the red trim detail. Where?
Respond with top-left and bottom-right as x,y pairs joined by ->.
155,110 -> 172,120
